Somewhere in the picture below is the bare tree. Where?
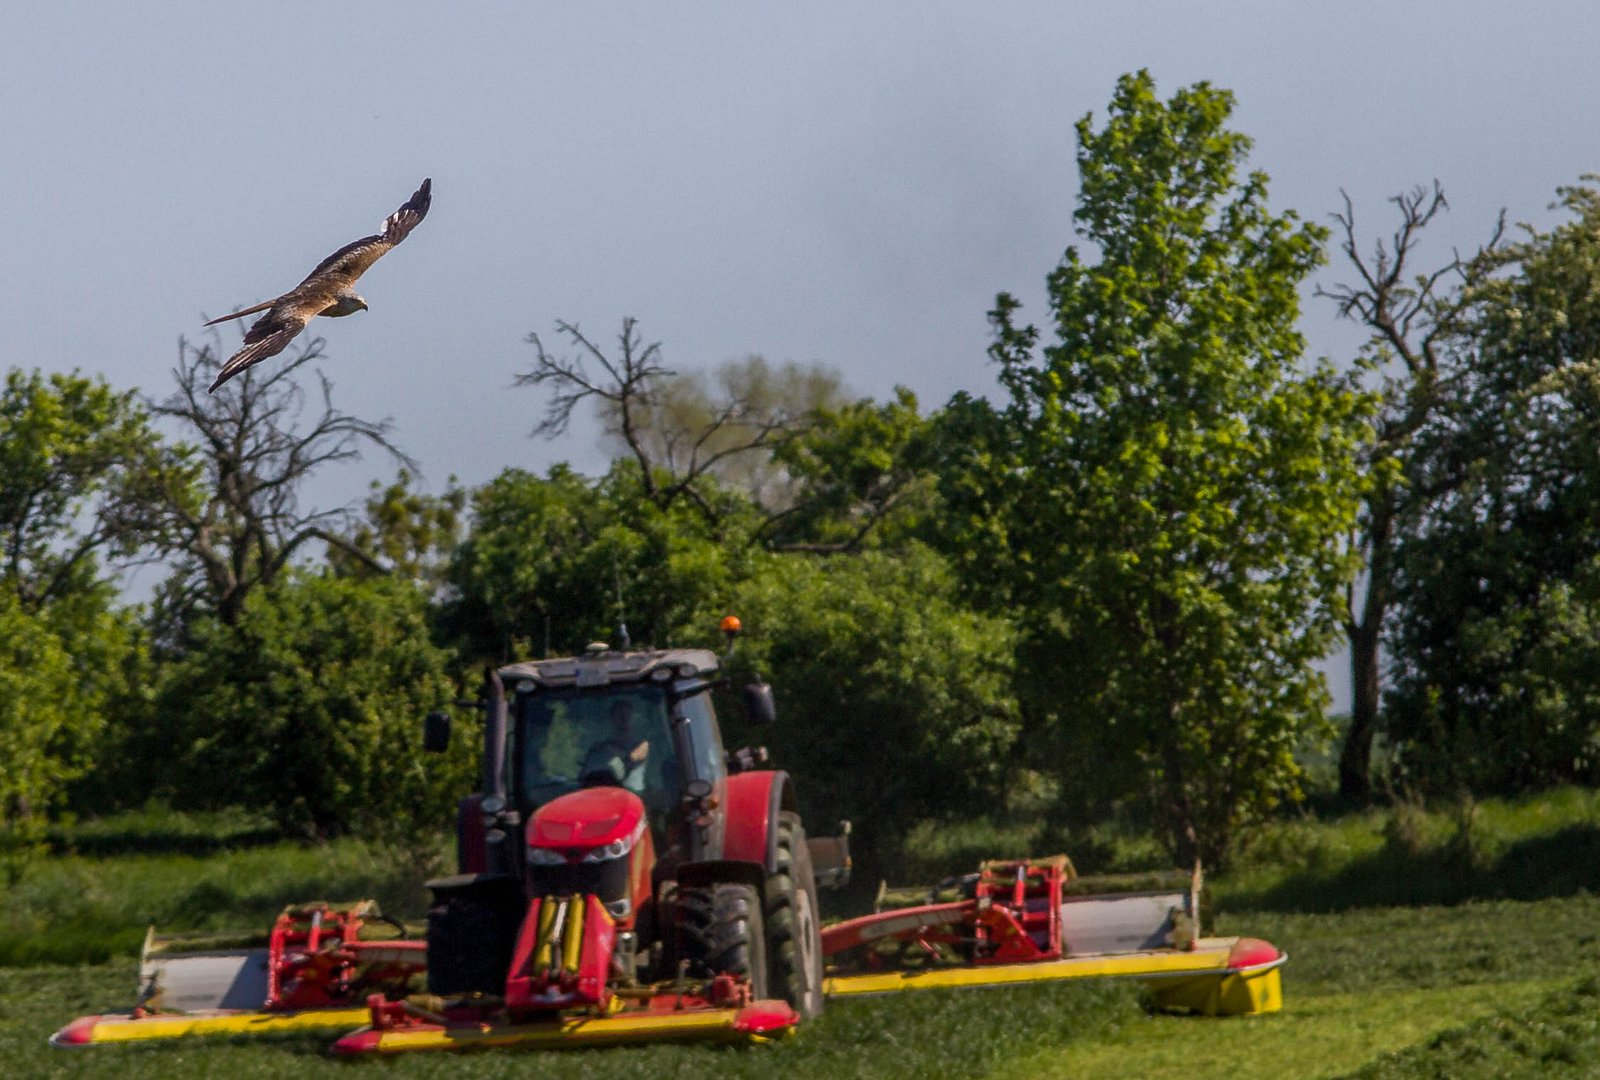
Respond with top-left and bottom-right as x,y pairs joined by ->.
517,318 -> 840,520
1318,182 -> 1504,799
148,336 -> 413,628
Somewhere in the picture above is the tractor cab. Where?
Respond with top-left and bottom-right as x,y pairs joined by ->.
497,647 -> 730,870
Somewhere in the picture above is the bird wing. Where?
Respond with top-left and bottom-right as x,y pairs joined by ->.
208,307 -> 313,392
294,177 -> 432,292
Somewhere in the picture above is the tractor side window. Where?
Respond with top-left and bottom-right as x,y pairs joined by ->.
676,692 -> 727,788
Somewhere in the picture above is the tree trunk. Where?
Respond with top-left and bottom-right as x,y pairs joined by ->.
1340,503 -> 1394,802
1340,615 -> 1382,800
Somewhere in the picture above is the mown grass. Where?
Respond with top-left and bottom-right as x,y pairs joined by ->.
1,964 -> 1140,1079
1342,977 -> 1600,1079
9,792 -> 1600,1077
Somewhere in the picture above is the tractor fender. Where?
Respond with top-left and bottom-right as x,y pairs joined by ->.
721,769 -> 797,875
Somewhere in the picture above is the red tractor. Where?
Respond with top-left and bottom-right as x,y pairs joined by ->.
367,627 -> 849,1052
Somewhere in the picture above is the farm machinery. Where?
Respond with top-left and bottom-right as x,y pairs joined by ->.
51,619 -> 1285,1057
819,857 -> 1283,1016
57,622 -> 848,1053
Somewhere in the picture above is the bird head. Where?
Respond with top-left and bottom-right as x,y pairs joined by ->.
323,293 -> 369,318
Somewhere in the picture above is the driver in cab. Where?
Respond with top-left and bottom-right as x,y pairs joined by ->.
581,698 -> 649,793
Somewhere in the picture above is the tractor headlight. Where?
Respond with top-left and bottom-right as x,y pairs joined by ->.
527,846 -> 568,866
580,834 -> 636,863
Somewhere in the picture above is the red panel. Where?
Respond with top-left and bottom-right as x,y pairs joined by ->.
576,898 -> 615,1002
49,1015 -> 100,1046
733,1001 -> 801,1036
527,787 -> 645,851
1227,937 -> 1283,970
721,771 -> 777,866
504,896 -> 547,1008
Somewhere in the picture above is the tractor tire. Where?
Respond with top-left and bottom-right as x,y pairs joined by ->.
677,882 -> 768,997
765,811 -> 825,1018
426,888 -> 521,997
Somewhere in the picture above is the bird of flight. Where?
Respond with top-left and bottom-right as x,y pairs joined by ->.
204,178 -> 432,393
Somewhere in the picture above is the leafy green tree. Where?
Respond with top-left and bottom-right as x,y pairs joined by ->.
0,593 -> 79,880
0,368 -> 172,874
327,469 -> 467,595
760,387 -> 934,552
724,544 -> 1021,870
1385,183 -> 1600,793
0,368 -> 185,610
153,572 -> 472,840
980,71 -> 1371,866
445,462 -> 761,662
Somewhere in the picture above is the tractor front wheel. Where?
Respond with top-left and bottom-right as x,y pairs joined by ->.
765,811 -> 825,1018
677,882 -> 768,997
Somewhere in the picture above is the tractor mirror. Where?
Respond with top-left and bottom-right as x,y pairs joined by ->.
422,710 -> 452,753
744,681 -> 776,726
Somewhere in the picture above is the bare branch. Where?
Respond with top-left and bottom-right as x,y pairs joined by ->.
147,335 -> 413,626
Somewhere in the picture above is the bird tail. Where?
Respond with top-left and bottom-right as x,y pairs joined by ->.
204,300 -> 276,326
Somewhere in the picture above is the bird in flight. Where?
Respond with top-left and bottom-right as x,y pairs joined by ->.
204,178 -> 432,393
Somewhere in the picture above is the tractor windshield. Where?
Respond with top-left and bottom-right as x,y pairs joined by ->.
512,686 -> 680,816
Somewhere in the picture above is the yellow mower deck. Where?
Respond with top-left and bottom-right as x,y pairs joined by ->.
49,1006 -> 374,1047
332,1003 -> 799,1056
824,935 -> 1284,1016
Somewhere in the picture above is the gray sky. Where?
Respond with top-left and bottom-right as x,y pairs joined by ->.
6,2 -> 1600,705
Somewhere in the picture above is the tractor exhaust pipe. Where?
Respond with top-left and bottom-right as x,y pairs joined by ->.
483,667 -> 508,801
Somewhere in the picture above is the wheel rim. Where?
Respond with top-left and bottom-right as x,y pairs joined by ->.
795,884 -> 823,1015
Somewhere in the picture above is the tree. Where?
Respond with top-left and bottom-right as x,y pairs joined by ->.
723,544 -> 1021,871
1317,184 -> 1503,799
1383,182 -> 1600,793
0,368 -> 170,876
759,387 -> 934,553
146,337 -> 412,631
517,318 -> 856,525
0,368 -> 183,611
444,462 -> 762,663
0,592 -> 103,881
981,71 -> 1371,866
326,469 -> 466,596
153,571 -> 472,839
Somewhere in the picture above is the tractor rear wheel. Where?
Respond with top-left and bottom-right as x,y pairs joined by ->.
677,882 -> 768,996
765,811 -> 825,1018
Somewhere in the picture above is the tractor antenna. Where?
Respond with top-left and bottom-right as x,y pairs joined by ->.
614,554 -> 631,649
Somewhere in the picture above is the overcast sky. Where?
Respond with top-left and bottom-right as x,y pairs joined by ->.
6,2 -> 1600,705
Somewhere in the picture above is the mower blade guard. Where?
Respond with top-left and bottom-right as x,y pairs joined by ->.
138,927 -> 272,1013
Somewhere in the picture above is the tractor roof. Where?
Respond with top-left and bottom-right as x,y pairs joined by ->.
497,648 -> 721,690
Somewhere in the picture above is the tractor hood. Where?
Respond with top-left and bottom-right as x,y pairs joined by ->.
527,787 -> 646,853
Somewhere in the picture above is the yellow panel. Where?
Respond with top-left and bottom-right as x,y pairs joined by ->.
823,941 -> 1244,998
72,1007 -> 373,1044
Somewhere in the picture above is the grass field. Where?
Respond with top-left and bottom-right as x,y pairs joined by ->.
6,793 -> 1600,1078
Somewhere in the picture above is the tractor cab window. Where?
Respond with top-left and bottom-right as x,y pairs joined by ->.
513,687 -> 679,816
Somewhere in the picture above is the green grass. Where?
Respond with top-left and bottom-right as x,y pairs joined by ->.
1220,786 -> 1600,911
2,810 -> 450,966
9,793 -> 1600,1077
1342,977 -> 1600,1078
